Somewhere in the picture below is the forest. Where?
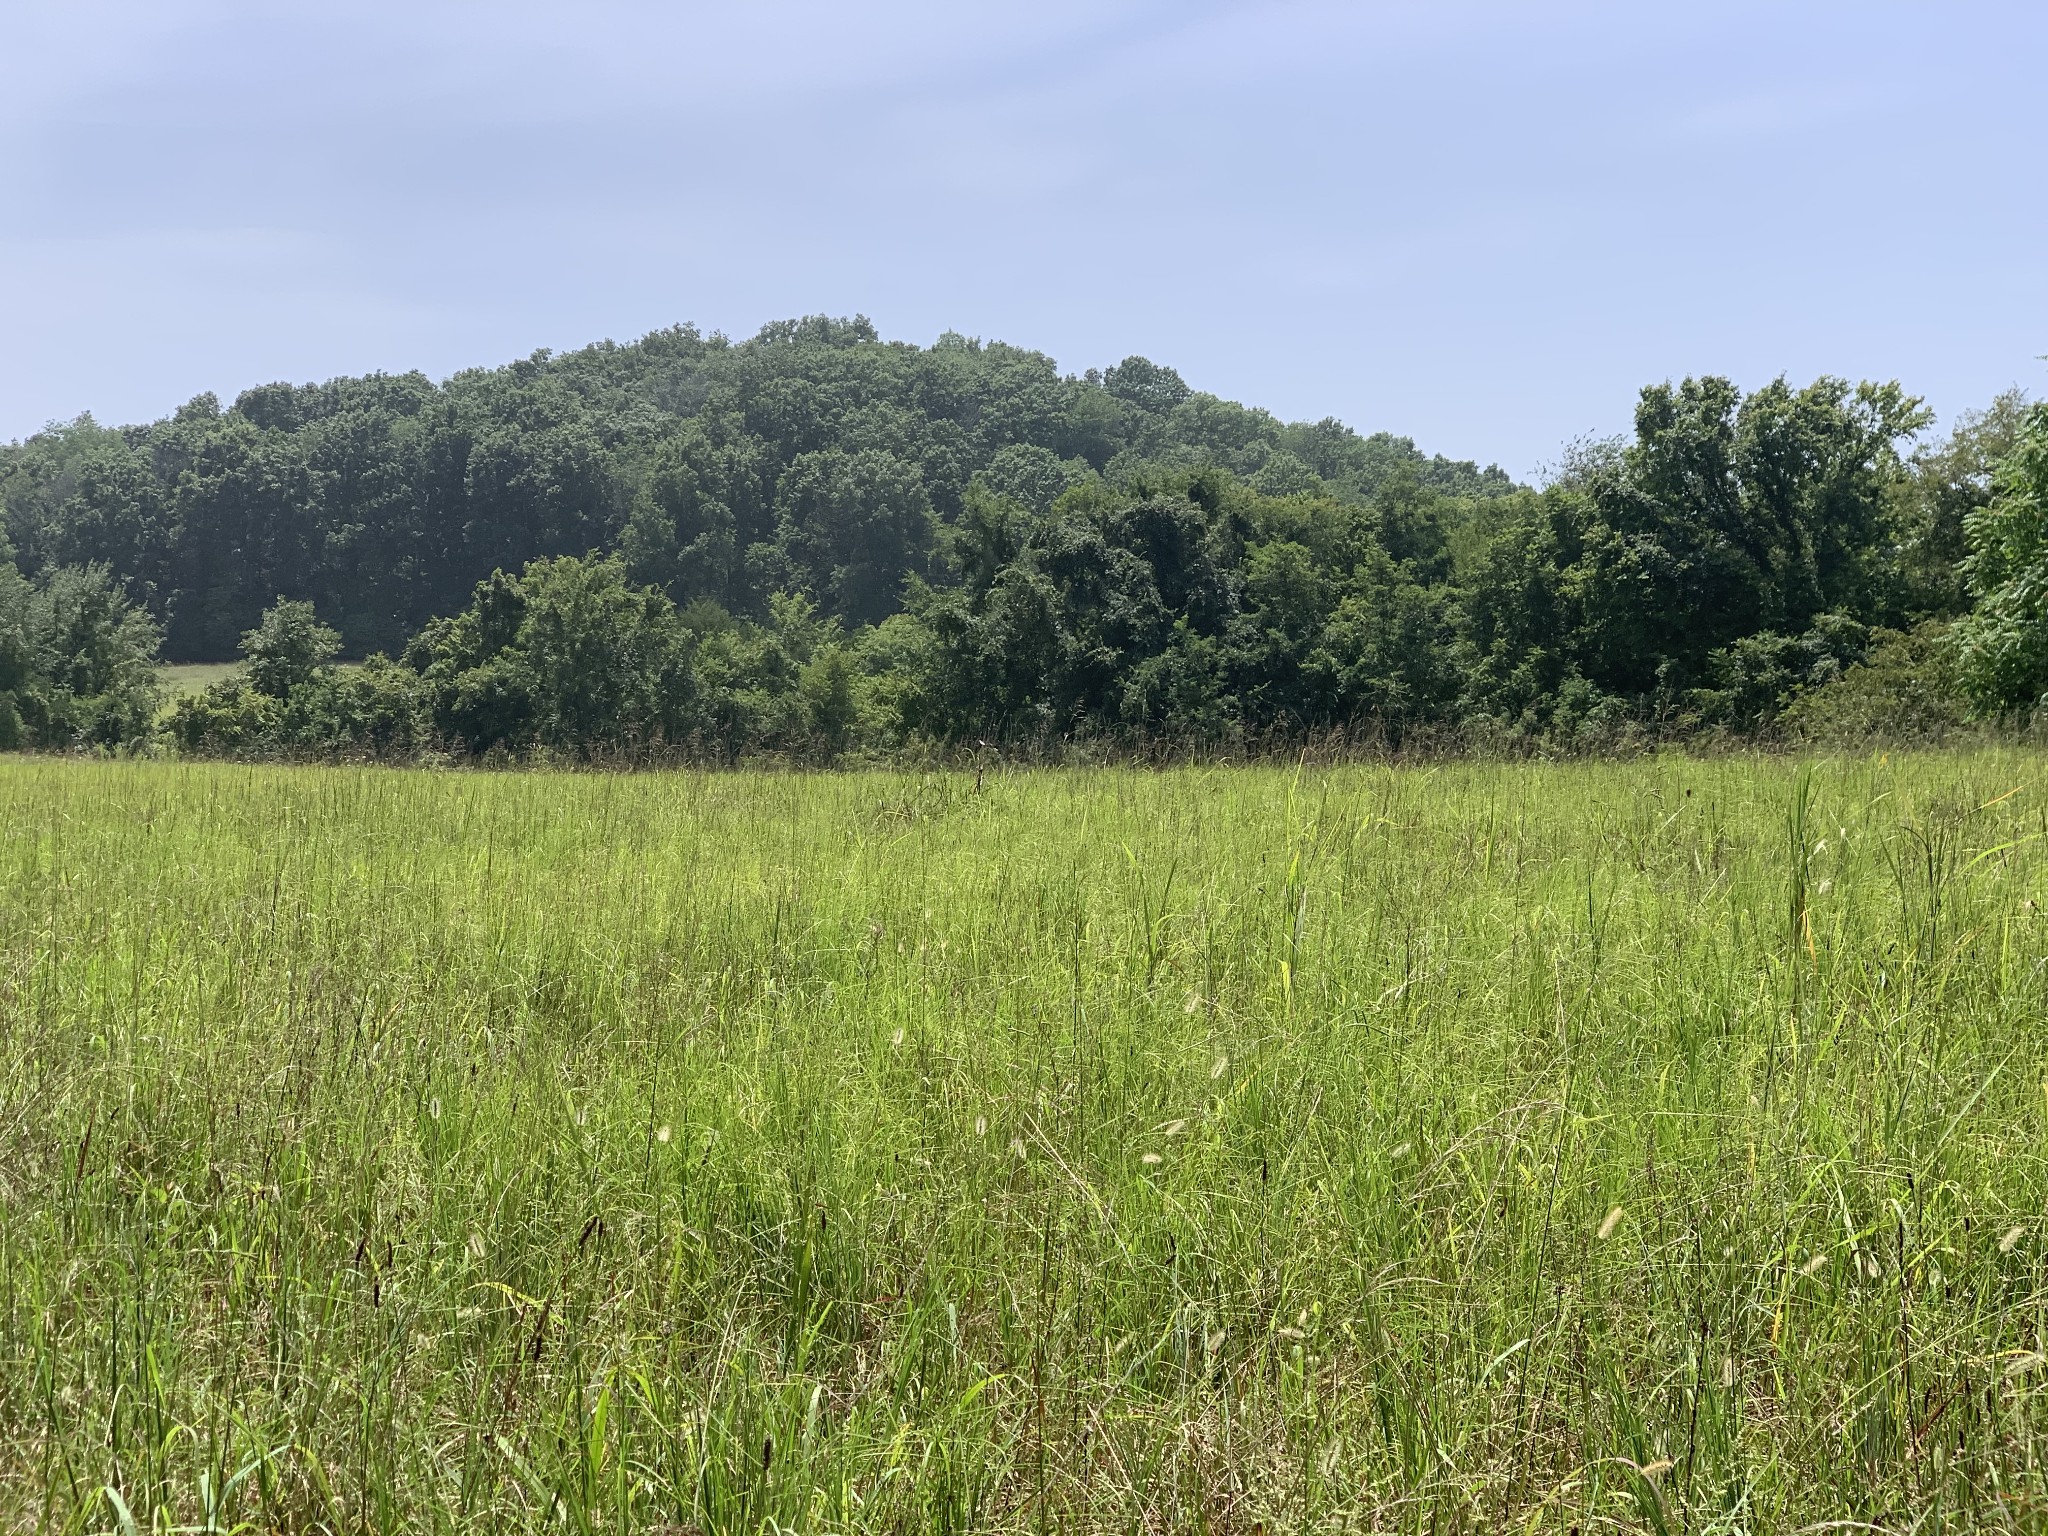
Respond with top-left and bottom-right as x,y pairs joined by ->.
1,314 -> 2043,760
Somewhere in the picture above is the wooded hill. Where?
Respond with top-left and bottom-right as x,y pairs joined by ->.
1,315 -> 2043,759
0,316 -> 1508,659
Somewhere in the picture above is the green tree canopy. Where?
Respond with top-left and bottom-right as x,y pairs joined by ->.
1952,402 -> 2048,715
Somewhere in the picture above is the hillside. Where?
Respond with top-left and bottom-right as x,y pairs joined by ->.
3,318 -> 2042,759
0,317 -> 1510,661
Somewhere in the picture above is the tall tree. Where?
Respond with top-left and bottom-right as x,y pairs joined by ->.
1952,402 -> 2048,715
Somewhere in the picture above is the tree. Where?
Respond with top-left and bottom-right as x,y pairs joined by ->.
971,444 -> 1095,515
241,599 -> 341,698
799,644 -> 859,758
1460,376 -> 1925,718
622,423 -> 773,609
1888,391 -> 2034,622
1102,356 -> 1191,415
405,555 -> 695,756
773,448 -> 934,625
0,316 -> 1512,660
0,559 -> 162,749
1951,402 -> 2048,715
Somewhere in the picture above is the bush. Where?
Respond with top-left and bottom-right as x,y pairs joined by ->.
1689,615 -> 1869,733
0,561 -> 161,749
406,556 -> 696,758
165,597 -> 426,759
1778,622 -> 1968,745
241,599 -> 340,699
162,679 -> 282,756
1952,402 -> 2048,716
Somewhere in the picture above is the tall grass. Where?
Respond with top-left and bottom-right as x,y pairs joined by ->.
2,752 -> 2046,1532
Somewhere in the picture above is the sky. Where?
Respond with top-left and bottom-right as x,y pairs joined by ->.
2,0 -> 2043,477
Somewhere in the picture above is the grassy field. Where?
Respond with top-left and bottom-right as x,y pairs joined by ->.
3,753 -> 2047,1533
157,663 -> 244,698
158,663 -> 365,699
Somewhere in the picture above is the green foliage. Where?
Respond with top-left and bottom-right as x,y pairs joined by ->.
798,643 -> 860,759
1886,391 -> 2034,622
1688,614 -> 1870,733
404,556 -> 695,757
1456,377 -> 1933,738
1951,402 -> 2048,716
0,321 -> 1513,659
161,677 -> 283,756
240,597 -> 340,698
165,597 -> 426,760
3,319 -> 2021,758
1779,623 -> 1969,745
144,377 -> 2011,763
970,443 -> 1097,514
167,655 -> 436,765
773,447 -> 934,625
0,558 -> 161,749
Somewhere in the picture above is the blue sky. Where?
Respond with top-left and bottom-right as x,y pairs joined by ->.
3,0 -> 2043,475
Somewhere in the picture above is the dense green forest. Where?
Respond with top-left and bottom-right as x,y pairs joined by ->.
1,315 -> 2043,760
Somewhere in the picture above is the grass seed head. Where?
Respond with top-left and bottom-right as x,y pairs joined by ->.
655,1124 -> 672,1144
1597,1206 -> 1624,1239
1210,1053 -> 1228,1080
1140,1151 -> 1163,1166
1799,1253 -> 1827,1277
2001,1224 -> 2024,1253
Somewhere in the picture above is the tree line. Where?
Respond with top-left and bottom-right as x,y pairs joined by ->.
1,316 -> 2044,760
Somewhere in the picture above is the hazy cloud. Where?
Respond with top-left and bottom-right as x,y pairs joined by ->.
2,0 -> 2042,469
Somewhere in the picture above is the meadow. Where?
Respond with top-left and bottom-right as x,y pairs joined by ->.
156,665 -> 245,700
3,752 -> 2047,1533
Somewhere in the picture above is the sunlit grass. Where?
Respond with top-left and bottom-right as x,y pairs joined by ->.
3,752 -> 2047,1532
156,662 -> 242,697
160,661 -> 370,699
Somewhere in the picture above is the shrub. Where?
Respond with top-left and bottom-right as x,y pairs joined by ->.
1952,402 -> 2048,715
406,556 -> 695,758
1778,622 -> 1968,745
165,597 -> 426,759
0,561 -> 161,749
